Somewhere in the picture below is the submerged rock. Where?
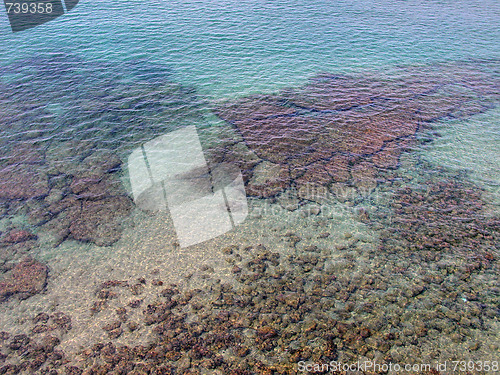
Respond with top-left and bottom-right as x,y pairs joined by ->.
214,65 -> 493,199
375,175 -> 500,262
214,91 -> 417,198
1,229 -> 37,244
350,161 -> 378,194
246,161 -> 290,198
325,154 -> 351,183
69,196 -> 133,246
372,140 -> 403,169
70,174 -> 124,200
0,258 -> 48,301
0,164 -> 49,200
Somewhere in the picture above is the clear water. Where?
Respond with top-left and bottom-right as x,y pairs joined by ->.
1,0 -> 499,97
0,1 -> 499,373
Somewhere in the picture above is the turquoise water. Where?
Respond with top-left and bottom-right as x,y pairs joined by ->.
1,0 -> 499,97
0,1 -> 499,373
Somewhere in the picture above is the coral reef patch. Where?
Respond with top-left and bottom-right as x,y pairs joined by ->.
1,235 -> 497,373
213,61 -> 498,200
0,257 -> 48,302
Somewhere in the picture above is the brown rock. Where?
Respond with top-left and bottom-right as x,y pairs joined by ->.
257,326 -> 278,341
78,151 -> 122,177
107,327 -> 123,339
212,65 -> 497,210
295,161 -> 332,188
102,321 -> 121,331
408,93 -> 462,121
372,140 -> 403,169
325,154 -> 351,182
39,210 -> 72,247
246,161 -> 290,198
70,176 -> 101,195
48,195 -> 80,215
33,312 -> 50,324
331,115 -> 387,156
234,116 -> 320,165
215,91 -> 419,199
0,164 -> 49,200
70,175 -> 123,200
0,258 -> 48,301
2,229 -> 37,244
127,322 -> 139,332
351,161 -> 378,194
39,335 -> 60,352
69,196 -> 133,246
51,312 -> 72,331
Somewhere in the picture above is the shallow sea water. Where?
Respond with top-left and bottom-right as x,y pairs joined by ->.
0,1 -> 499,374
